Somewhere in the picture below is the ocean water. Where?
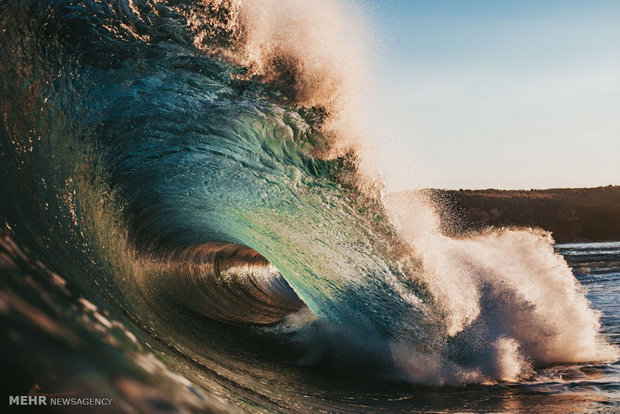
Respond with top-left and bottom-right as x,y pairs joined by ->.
1,1 -> 618,412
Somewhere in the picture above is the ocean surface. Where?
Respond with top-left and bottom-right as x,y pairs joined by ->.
1,1 -> 618,412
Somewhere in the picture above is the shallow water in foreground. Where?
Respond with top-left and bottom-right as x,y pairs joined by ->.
2,239 -> 618,413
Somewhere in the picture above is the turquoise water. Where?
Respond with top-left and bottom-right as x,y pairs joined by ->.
1,1 -> 617,412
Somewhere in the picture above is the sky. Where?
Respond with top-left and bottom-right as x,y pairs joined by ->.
363,0 -> 620,191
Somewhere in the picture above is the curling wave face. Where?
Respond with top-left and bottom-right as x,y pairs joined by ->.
0,0 -> 617,412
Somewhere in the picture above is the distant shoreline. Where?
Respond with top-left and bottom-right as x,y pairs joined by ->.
408,185 -> 620,243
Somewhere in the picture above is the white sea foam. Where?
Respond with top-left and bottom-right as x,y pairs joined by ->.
385,191 -> 618,382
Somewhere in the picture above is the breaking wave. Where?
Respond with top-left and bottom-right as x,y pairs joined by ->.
1,0 -> 616,411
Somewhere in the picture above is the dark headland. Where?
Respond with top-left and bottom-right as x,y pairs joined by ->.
419,185 -> 620,243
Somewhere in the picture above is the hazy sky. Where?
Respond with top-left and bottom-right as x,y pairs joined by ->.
364,0 -> 620,191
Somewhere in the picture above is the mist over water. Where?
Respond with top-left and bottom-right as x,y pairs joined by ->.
1,0 -> 618,412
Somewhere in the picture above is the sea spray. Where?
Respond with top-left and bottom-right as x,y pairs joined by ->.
385,191 -> 618,382
1,1 -> 618,412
